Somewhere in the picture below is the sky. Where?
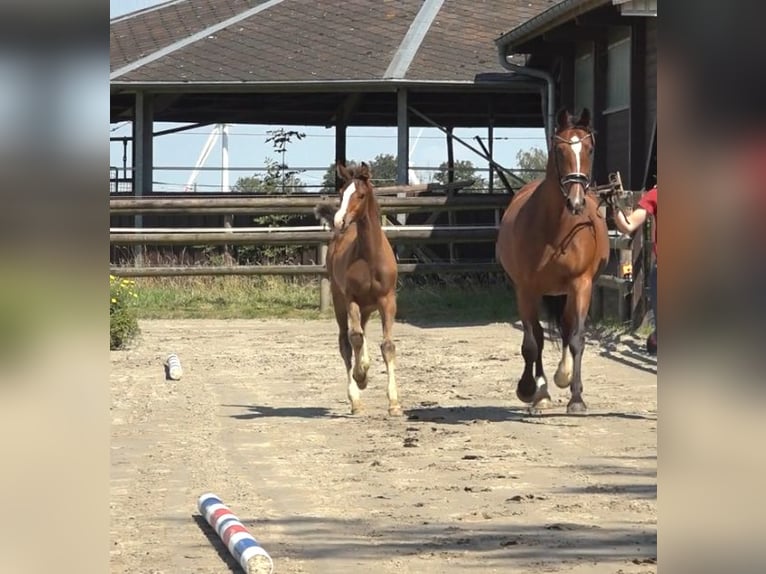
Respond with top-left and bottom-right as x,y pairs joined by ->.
110,0 -> 547,192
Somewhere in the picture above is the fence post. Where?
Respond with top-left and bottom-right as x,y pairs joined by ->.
318,244 -> 330,312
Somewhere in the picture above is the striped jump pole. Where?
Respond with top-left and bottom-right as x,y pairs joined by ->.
197,493 -> 274,574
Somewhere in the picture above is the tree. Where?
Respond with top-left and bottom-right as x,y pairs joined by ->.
367,153 -> 397,187
432,159 -> 486,191
231,168 -> 303,195
515,147 -> 548,183
264,128 -> 306,193
226,129 -> 309,264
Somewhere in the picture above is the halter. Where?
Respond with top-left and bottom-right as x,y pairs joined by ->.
552,131 -> 594,201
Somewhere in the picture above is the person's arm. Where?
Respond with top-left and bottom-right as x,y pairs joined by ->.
613,206 -> 648,235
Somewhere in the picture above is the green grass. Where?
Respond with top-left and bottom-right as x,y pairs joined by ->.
135,276 -> 324,320
131,275 -> 647,337
131,275 -> 518,324
396,281 -> 517,325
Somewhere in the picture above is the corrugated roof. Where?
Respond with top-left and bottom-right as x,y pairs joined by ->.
110,0 -> 557,86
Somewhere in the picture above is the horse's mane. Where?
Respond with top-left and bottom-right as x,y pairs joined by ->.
314,203 -> 338,228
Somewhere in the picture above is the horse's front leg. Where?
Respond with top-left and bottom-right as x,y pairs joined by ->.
566,279 -> 593,414
516,290 -> 550,408
378,292 -> 401,416
347,301 -> 367,414
348,302 -> 370,390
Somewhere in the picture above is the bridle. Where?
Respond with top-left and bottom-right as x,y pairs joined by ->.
552,131 -> 594,202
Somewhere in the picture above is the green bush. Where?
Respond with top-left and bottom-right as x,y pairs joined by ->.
110,274 -> 139,350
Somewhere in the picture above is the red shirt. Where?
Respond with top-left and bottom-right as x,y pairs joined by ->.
739,138 -> 766,215
638,186 -> 657,257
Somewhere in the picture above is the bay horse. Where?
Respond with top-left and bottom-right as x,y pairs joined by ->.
314,161 -> 401,416
496,108 -> 609,414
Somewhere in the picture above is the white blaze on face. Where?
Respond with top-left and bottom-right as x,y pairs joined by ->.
334,181 -> 357,228
570,135 -> 582,173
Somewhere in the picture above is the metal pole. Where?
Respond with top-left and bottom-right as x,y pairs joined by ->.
488,117 -> 494,194
396,89 -> 409,186
446,126 -> 455,263
396,88 -> 409,259
221,124 -> 234,263
335,121 -> 346,190
221,124 -> 230,195
133,91 -> 153,266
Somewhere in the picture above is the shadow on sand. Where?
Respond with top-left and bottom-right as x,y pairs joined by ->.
404,404 -> 656,426
224,404 -> 346,421
182,513 -> 656,568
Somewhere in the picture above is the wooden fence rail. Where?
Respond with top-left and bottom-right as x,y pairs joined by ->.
110,225 -> 633,249
109,194 -> 510,216
109,185 -> 643,321
109,262 -> 501,277
111,225 -> 499,246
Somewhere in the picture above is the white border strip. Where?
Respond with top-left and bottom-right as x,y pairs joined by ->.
111,0 -> 287,80
111,0 -> 188,24
383,0 -> 445,79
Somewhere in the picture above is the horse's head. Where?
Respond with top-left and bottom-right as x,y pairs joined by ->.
551,108 -> 595,215
334,161 -> 373,231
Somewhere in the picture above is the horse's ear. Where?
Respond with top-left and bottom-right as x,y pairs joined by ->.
357,161 -> 371,180
556,108 -> 572,130
336,160 -> 352,183
576,108 -> 591,129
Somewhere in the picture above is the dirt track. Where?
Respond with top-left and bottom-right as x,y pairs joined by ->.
110,318 -> 656,574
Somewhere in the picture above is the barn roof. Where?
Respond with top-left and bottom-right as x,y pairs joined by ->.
495,0 -> 656,52
110,0 -> 557,87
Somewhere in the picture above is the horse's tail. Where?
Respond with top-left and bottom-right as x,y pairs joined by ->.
314,203 -> 338,228
541,295 -> 567,346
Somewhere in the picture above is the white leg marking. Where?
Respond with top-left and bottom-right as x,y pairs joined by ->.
334,181 -> 357,228
386,360 -> 398,405
347,367 -> 360,403
360,336 -> 370,370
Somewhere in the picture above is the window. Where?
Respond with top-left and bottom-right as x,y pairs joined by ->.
606,28 -> 631,111
574,43 -> 594,114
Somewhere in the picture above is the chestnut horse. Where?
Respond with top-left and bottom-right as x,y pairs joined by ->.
315,161 -> 401,416
496,108 -> 609,414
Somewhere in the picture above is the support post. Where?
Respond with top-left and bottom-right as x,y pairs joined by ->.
446,126 -> 455,263
335,121 -> 347,189
133,91 -> 153,266
395,89 -> 409,259
324,120 -> 346,312
396,88 -> 409,223
221,124 -> 235,264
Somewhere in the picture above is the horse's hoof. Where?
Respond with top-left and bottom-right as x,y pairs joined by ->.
388,405 -> 403,417
516,387 -> 535,404
527,396 -> 553,416
350,401 -> 363,415
567,400 -> 587,415
553,368 -> 572,389
532,396 -> 553,410
353,371 -> 369,389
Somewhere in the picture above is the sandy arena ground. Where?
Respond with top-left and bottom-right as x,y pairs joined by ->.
111,318 -> 656,573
